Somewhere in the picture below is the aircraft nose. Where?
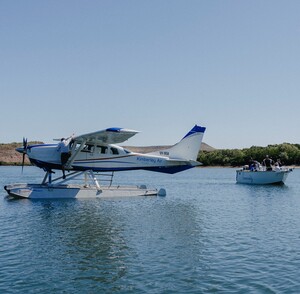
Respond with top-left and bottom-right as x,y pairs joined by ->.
16,147 -> 25,154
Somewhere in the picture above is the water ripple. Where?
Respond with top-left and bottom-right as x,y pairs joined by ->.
1,167 -> 300,293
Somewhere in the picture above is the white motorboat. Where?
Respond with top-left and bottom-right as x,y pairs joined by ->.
4,170 -> 166,199
236,166 -> 293,185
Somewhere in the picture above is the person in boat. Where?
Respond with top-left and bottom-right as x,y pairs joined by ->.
249,157 -> 260,171
274,159 -> 282,171
248,157 -> 254,168
57,135 -> 74,179
263,155 -> 274,171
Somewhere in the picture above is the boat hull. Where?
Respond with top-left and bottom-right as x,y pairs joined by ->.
236,169 -> 292,185
4,183 -> 166,199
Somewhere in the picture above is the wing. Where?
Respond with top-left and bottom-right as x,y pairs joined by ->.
73,127 -> 139,144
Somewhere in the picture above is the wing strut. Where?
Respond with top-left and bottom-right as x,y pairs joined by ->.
65,140 -> 87,169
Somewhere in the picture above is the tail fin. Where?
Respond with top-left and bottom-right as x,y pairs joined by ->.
148,125 -> 206,161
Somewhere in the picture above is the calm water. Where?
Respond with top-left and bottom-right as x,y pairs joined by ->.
1,166 -> 300,293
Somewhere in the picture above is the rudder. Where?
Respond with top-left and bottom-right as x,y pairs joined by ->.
148,125 -> 206,161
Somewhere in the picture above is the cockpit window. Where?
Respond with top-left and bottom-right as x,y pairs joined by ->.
82,144 -> 94,152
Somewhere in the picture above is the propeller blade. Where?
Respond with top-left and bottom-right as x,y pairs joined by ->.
22,153 -> 25,173
23,137 -> 28,151
21,137 -> 28,173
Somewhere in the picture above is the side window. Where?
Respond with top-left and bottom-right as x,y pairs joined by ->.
100,146 -> 108,154
111,147 -> 119,155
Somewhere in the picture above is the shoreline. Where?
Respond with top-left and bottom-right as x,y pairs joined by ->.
1,164 -> 298,169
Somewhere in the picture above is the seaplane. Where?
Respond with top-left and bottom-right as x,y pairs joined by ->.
4,124 -> 206,199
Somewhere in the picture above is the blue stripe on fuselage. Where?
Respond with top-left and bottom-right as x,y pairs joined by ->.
29,158 -> 193,174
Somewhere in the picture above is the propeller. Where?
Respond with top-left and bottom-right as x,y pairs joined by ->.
21,137 -> 28,173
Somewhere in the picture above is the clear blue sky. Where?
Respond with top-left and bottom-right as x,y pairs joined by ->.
1,0 -> 299,149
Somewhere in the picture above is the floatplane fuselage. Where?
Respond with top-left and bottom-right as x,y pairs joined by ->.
17,125 -> 206,174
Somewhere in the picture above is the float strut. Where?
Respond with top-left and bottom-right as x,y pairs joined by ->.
89,171 -> 101,191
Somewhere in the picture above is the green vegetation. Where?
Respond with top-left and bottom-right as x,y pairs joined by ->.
198,143 -> 300,167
